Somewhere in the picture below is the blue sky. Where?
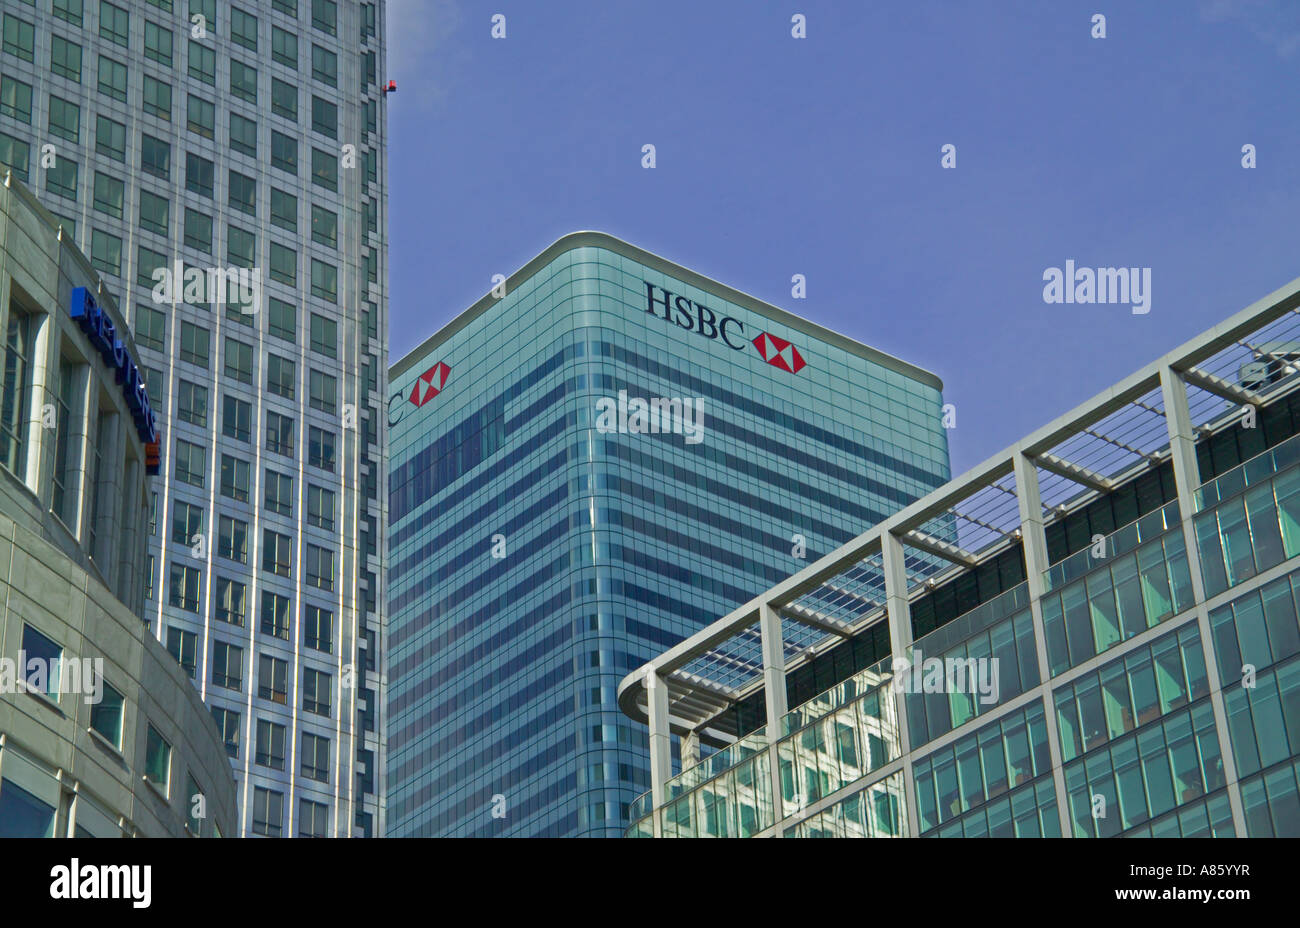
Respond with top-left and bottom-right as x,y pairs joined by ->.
387,0 -> 1299,476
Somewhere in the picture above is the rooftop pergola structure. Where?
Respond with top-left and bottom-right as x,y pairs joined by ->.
619,274 -> 1300,835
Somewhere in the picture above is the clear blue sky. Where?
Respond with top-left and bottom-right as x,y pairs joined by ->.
386,0 -> 1299,476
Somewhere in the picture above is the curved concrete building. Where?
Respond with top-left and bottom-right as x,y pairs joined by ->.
0,174 -> 235,837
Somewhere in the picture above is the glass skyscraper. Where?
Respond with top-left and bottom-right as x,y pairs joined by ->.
619,275 -> 1300,839
387,231 -> 951,837
0,0 -> 388,837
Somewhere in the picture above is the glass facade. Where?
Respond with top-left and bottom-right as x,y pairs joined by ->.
387,234 -> 951,836
623,295 -> 1300,839
1,0 -> 388,837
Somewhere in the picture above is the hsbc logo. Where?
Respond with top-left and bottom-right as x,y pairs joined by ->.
752,331 -> 805,373
409,361 -> 450,407
644,282 -> 806,374
390,360 -> 450,425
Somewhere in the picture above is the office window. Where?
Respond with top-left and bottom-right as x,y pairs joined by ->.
310,259 -> 337,302
218,514 -> 248,563
139,190 -> 169,236
265,468 -> 292,516
171,499 -> 202,547
258,654 -> 288,703
307,484 -> 334,530
96,56 -> 126,102
176,379 -> 207,428
144,553 -> 155,599
132,245 -> 164,290
309,369 -> 336,415
92,172 -> 123,218
224,337 -> 254,384
311,148 -> 336,191
220,453 -> 250,502
165,624 -> 197,672
99,1 -> 129,46
54,0 -> 84,26
144,725 -> 171,795
188,39 -> 215,84
0,304 -> 32,478
305,543 -> 333,591
231,59 -> 257,103
267,353 -> 295,399
51,361 -> 79,525
140,133 -> 170,179
269,242 -> 296,286
230,112 -> 256,157
310,95 -> 337,139
223,394 -> 251,442
270,130 -> 297,175
142,368 -> 164,410
271,77 -> 297,120
226,228 -> 255,274
308,426 -> 335,472
255,719 -> 285,769
89,229 -> 120,276
251,787 -> 282,837
185,151 -> 214,196
265,410 -> 294,457
142,75 -> 171,120
310,313 -> 337,358
231,7 -> 258,51
261,590 -> 290,640
269,298 -> 296,342
184,207 -> 212,252
211,641 -> 243,691
0,131 -> 30,183
144,21 -> 173,67
302,668 -> 331,717
273,0 -> 297,16
175,438 -> 206,487
311,205 -> 337,247
301,732 -> 329,782
136,310 -> 165,357
215,576 -> 246,626
268,189 -> 297,234
263,528 -> 291,577
2,14 -> 34,62
210,706 -> 240,758
311,45 -> 336,86
272,26 -> 297,67
189,0 -> 216,31
299,799 -> 328,838
20,625 -> 60,698
90,682 -> 124,749
303,604 -> 332,653
228,170 -> 257,217
312,0 -> 336,36
180,321 -> 210,368
47,95 -> 79,143
0,75 -> 31,122
186,93 -> 214,137
46,159 -> 79,200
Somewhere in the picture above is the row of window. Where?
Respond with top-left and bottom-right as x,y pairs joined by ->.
209,705 -> 330,781
165,525 -> 333,599
251,787 -> 329,838
165,629 -> 333,716
137,299 -> 338,362
172,421 -> 337,480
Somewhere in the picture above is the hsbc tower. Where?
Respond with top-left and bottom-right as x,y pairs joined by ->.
385,232 -> 952,836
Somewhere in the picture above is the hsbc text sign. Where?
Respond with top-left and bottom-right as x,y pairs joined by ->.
390,278 -> 807,425
644,282 -> 806,373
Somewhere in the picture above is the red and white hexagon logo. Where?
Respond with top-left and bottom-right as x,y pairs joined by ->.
751,332 -> 806,374
408,361 -> 451,407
